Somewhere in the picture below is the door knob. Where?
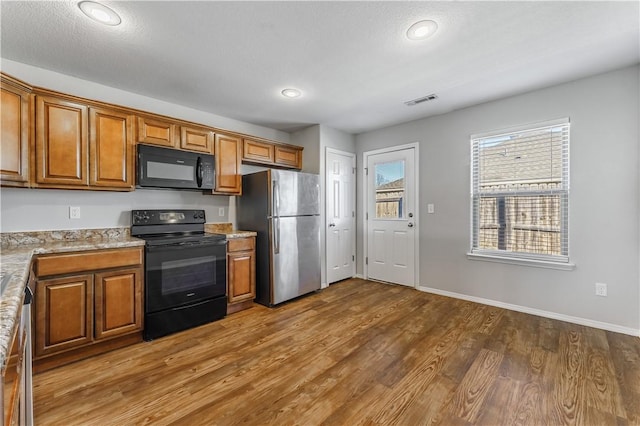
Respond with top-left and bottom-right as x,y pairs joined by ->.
408,222 -> 414,228
408,213 -> 413,218
329,223 -> 336,227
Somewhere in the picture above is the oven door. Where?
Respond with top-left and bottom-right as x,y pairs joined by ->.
145,239 -> 227,313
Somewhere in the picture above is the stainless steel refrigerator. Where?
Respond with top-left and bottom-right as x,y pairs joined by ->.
237,169 -> 321,306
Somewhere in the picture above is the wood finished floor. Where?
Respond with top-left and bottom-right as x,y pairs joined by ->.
34,279 -> 640,425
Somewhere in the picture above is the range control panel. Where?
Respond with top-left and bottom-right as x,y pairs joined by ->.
132,209 -> 206,226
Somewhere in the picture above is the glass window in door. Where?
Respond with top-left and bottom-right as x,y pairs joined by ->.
374,160 -> 405,219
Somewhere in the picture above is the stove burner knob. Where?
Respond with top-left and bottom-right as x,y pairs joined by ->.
193,212 -> 198,219
198,212 -> 204,219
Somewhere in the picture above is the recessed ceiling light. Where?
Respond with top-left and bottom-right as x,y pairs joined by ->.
406,20 -> 438,40
78,1 -> 121,26
281,88 -> 302,98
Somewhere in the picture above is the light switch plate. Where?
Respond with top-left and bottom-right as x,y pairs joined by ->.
218,207 -> 225,217
427,203 -> 435,214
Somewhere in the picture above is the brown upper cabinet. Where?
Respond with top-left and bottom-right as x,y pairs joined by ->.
274,145 -> 302,169
137,116 -> 177,147
180,125 -> 214,153
35,95 -> 89,186
34,93 -> 135,191
214,132 -> 242,195
1,72 -> 304,193
89,107 -> 135,189
0,75 -> 31,187
242,138 -> 302,170
243,138 -> 275,163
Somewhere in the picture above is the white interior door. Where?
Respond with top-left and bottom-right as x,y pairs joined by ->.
365,146 -> 417,287
326,148 -> 356,284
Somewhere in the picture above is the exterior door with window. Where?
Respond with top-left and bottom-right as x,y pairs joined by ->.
326,149 -> 356,284
365,146 -> 416,286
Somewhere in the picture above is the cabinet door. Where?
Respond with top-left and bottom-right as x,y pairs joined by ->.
228,251 -> 256,303
275,145 -> 302,169
137,116 -> 176,147
0,81 -> 30,187
35,96 -> 89,186
228,238 -> 256,304
94,267 -> 143,340
214,132 -> 242,194
180,126 -> 213,153
89,107 -> 134,189
243,138 -> 274,164
35,274 -> 93,358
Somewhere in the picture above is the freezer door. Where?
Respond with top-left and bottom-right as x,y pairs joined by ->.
271,170 -> 320,217
271,215 -> 321,304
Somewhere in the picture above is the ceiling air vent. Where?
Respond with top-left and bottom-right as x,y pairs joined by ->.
404,94 -> 438,106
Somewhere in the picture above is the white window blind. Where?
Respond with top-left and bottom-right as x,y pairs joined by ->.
471,119 -> 570,263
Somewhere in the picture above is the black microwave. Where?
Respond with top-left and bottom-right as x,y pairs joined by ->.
137,144 -> 214,190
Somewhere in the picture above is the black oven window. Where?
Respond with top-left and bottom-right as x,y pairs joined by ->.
161,256 -> 216,295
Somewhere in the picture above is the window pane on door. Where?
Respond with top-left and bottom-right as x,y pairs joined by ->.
375,160 -> 405,219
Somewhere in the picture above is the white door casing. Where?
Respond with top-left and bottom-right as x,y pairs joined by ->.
326,148 -> 356,284
364,144 -> 418,287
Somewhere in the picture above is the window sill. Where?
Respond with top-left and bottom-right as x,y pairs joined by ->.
466,253 -> 576,271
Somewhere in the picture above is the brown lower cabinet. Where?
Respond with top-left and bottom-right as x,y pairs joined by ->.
33,247 -> 143,371
227,236 -> 256,314
2,274 -> 33,426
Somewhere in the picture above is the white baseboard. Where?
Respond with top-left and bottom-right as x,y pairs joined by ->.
418,285 -> 640,337
355,274 -> 364,279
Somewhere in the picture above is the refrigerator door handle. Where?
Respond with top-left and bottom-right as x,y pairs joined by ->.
273,179 -> 280,218
274,217 -> 280,254
273,179 -> 280,254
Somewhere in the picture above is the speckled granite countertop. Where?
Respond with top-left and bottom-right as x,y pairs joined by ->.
204,223 -> 257,239
0,228 -> 145,371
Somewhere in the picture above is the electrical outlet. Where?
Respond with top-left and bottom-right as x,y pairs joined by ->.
218,207 -> 225,217
69,206 -> 81,219
595,282 -> 607,297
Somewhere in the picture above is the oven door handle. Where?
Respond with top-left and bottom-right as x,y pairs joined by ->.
170,299 -> 213,311
146,241 -> 227,252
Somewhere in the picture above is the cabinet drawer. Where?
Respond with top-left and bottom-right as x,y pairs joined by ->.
36,248 -> 143,276
227,237 -> 255,253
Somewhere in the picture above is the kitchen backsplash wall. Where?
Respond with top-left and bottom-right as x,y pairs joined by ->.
0,187 -> 231,232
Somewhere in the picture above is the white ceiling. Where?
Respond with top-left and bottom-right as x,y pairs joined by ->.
1,1 -> 639,134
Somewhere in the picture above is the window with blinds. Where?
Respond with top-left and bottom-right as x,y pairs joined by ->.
470,118 -> 570,263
